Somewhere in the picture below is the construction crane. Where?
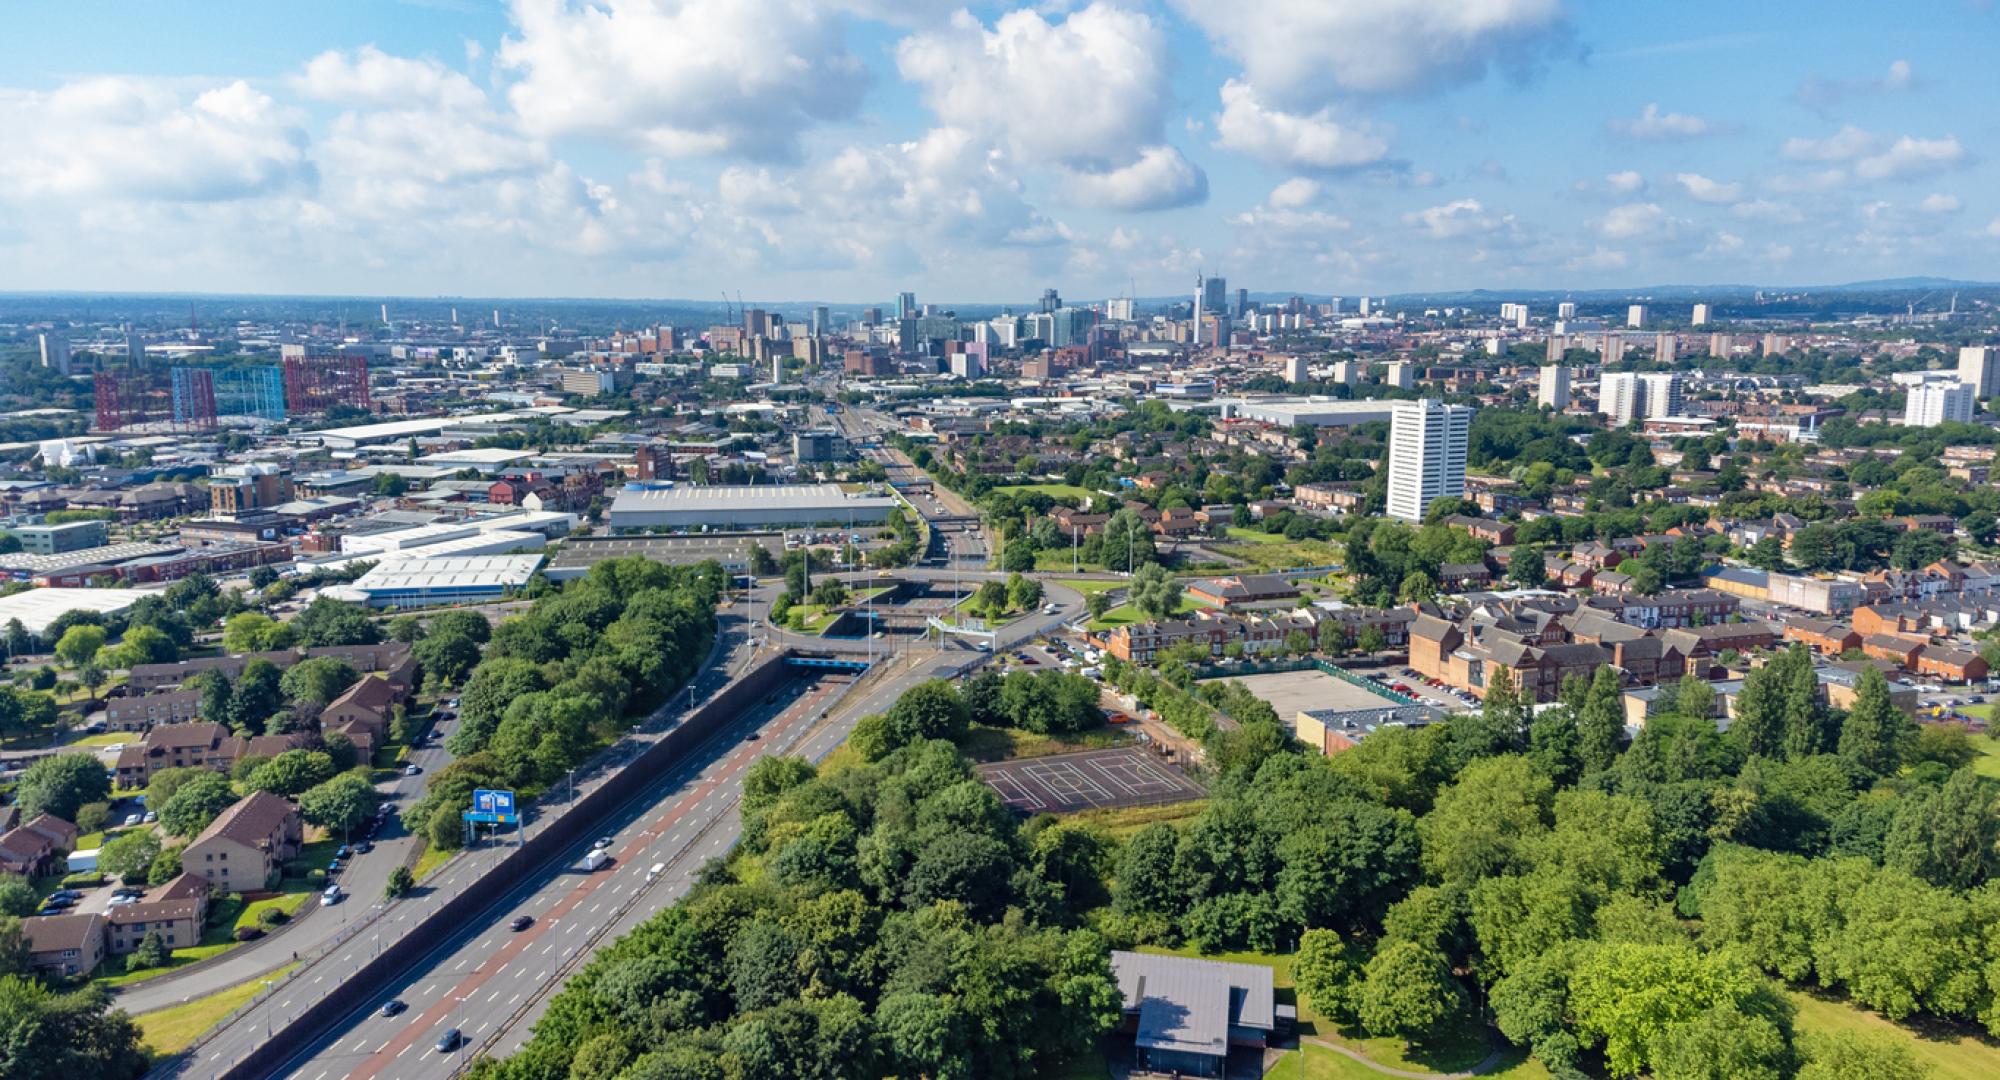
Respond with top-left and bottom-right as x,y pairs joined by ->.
721,292 -> 734,324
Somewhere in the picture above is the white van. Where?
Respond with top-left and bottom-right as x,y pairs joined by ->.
646,862 -> 665,883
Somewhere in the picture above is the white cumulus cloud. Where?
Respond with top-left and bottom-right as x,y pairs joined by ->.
1173,0 -> 1568,107
1605,170 -> 1645,193
1266,177 -> 1322,210
1598,202 -> 1668,240
1780,124 -> 1881,162
1919,193 -> 1962,214
499,0 -> 869,162
1855,135 -> 1966,181
1061,145 -> 1207,211
1673,173 -> 1743,204
1212,80 -> 1389,172
1608,103 -> 1715,141
1403,198 -> 1507,239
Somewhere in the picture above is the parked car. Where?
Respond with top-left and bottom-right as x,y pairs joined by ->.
356,840 -> 373,853
405,764 -> 422,776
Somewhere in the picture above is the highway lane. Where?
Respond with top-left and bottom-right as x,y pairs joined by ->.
166,618 -> 758,1074
275,637 -> 1027,1079
277,674 -> 854,1080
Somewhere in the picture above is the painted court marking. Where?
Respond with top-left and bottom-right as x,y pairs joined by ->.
975,747 -> 1204,814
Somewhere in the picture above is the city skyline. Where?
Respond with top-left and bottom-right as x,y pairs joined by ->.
2,2 -> 1995,302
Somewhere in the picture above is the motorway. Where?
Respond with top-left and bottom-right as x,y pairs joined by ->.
257,590 -> 1082,1078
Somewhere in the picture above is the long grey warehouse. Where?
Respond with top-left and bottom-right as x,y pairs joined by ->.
607,483 -> 900,532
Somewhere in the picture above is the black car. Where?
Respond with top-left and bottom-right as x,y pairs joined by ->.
356,840 -> 374,853
380,999 -> 406,1017
436,1029 -> 463,1053
510,915 -> 535,932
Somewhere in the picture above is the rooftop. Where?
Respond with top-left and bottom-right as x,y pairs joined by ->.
607,483 -> 898,513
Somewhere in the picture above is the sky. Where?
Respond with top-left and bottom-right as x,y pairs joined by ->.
1,0 -> 1996,304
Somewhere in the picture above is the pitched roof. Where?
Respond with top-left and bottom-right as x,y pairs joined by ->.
1111,950 -> 1275,1058
22,912 -> 102,953
189,790 -> 296,851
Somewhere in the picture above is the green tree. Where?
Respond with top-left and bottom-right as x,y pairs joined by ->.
221,612 -> 295,653
972,579 -> 1009,619
1882,769 -> 1999,889
1575,665 -> 1627,774
1356,624 -> 1389,656
1778,645 -> 1835,760
1293,928 -> 1361,1019
1795,1028 -> 1927,1080
53,624 -> 105,669
157,772 -> 239,838
386,614 -> 426,643
1731,657 -> 1786,758
1449,665 -> 1526,765
384,865 -> 414,899
1745,536 -> 1788,572
1837,666 -> 1910,776
1673,674 -> 1715,721
882,680 -> 969,745
246,749 -> 338,798
103,625 -> 179,668
414,631 -> 483,688
1508,545 -> 1547,589
16,752 -> 110,822
0,876 -> 37,918
300,773 -> 377,838
1357,941 -> 1463,1040
289,596 -> 381,647
146,844 -> 183,887
279,657 -> 359,708
0,976 -> 149,1080
1418,756 -> 1553,886
1085,591 -> 1113,622
1007,573 -> 1043,611
229,658 -> 285,733
1568,942 -> 1777,1080
1128,563 -> 1182,623
99,830 -> 160,886
126,929 -> 170,972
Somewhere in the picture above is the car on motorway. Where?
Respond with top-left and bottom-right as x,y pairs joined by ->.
510,914 -> 535,931
436,1029 -> 464,1053
593,836 -> 612,850
380,999 -> 406,1017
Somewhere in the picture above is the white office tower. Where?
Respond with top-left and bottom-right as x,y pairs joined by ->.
492,309 -> 501,328
1601,372 -> 1643,426
1485,338 -> 1503,356
1906,381 -> 1976,427
1691,303 -> 1711,326
1538,366 -> 1571,410
1384,361 -> 1414,389
1106,297 -> 1135,322
771,354 -> 783,384
1957,346 -> 1999,400
1627,304 -> 1647,328
1601,334 -> 1626,365
1639,372 -> 1685,419
1387,400 -> 1472,523
1558,301 -> 1576,320
951,351 -> 985,380
1331,360 -> 1362,385
1359,296 -> 1372,316
1513,304 -> 1529,329
1654,332 -> 1677,364
1499,302 -> 1518,323
1283,355 -> 1309,383
1547,334 -> 1567,362
38,331 -> 70,375
1330,297 -> 1343,315
380,303 -> 390,326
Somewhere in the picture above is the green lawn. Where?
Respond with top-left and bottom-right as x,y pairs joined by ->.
1210,537 -> 1343,573
70,731 -> 131,747
954,596 -> 1026,627
1034,549 -> 1108,574
237,891 -> 310,931
1788,991 -> 2000,1080
1976,734 -> 2000,780
1054,578 -> 1124,597
955,723 -> 1132,764
1034,1055 -> 1111,1080
413,843 -> 455,881
138,962 -> 299,1056
1225,527 -> 1288,545
1086,595 -> 1208,632
280,838 -> 342,885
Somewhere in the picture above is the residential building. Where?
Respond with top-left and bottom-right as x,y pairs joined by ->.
1537,365 -> 1570,410
106,688 -> 203,732
0,814 -> 78,876
24,912 -> 104,977
106,874 -> 209,956
209,463 -> 293,516
1627,304 -> 1646,328
184,790 -> 302,893
1383,362 -> 1414,390
1904,380 -> 1976,427
1601,372 -> 1643,426
1639,371 -> 1685,418
39,331 -> 71,375
1385,399 -> 1471,523
1692,303 -> 1710,326
1957,346 -> 1998,400
113,722 -> 244,787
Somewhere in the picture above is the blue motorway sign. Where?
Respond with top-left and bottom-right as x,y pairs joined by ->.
464,788 -> 518,824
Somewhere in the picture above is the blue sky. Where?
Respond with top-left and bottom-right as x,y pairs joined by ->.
1,1 -> 1994,303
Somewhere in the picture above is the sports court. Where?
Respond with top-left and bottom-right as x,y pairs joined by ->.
976,746 -> 1206,814
1223,667 -> 1399,720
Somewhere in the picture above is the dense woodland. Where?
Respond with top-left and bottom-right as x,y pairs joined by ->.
483,637 -> 1996,1079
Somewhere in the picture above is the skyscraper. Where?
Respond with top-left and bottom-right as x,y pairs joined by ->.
1627,304 -> 1647,328
1283,355 -> 1308,384
897,292 -> 917,320
1654,332 -> 1677,365
1691,303 -> 1710,326
1040,288 -> 1061,314
1601,334 -> 1626,366
1905,380 -> 1975,427
1234,287 -> 1249,319
1201,275 -> 1228,315
1957,346 -> 1998,400
1547,334 -> 1567,362
38,331 -> 70,375
1387,400 -> 1471,523
811,306 -> 828,336
1537,366 -> 1570,410
1557,301 -> 1576,320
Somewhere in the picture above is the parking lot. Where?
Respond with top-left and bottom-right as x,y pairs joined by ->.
1337,657 -> 1478,712
975,747 -> 1206,815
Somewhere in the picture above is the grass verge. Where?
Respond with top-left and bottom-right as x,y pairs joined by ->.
955,723 -> 1131,763
137,962 -> 300,1057
412,844 -> 455,881
1788,989 -> 2000,1080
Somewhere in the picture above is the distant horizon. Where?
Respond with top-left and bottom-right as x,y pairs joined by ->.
3,274 -> 1995,314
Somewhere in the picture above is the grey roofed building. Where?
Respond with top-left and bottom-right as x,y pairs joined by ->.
606,483 -> 899,532
1111,950 -> 1276,1078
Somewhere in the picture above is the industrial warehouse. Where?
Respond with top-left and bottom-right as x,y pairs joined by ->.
606,483 -> 900,532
